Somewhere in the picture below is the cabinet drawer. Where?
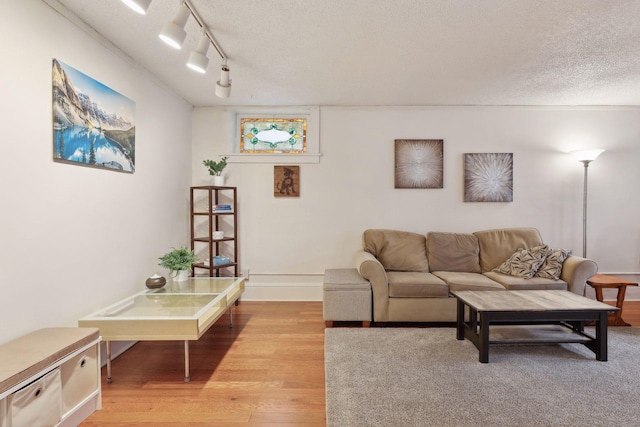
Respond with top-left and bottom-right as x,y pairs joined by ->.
8,368 -> 62,427
60,345 -> 98,414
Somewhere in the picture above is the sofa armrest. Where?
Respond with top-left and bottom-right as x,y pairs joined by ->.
355,250 -> 390,322
560,256 -> 598,295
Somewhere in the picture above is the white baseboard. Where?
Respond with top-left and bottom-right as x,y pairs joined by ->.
241,274 -> 323,301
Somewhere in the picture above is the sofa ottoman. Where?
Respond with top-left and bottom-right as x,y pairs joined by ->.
323,268 -> 372,327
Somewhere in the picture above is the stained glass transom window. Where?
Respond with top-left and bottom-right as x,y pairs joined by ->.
240,118 -> 307,153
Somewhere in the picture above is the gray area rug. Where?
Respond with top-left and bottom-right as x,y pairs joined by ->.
325,327 -> 640,427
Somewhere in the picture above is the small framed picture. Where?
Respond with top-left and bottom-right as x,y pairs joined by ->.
274,165 -> 299,197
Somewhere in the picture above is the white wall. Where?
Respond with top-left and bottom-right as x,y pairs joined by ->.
193,106 -> 640,299
0,1 -> 193,344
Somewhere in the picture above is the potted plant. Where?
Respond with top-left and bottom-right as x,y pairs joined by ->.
203,156 -> 229,186
158,246 -> 198,282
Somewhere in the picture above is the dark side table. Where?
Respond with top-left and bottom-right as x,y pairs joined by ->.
587,274 -> 638,326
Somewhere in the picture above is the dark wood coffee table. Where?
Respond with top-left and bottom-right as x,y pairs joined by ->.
451,290 -> 619,363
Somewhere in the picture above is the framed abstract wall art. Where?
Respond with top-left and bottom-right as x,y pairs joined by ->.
52,59 -> 136,173
394,139 -> 444,189
464,153 -> 513,202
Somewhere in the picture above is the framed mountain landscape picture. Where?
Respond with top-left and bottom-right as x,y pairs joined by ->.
52,59 -> 136,173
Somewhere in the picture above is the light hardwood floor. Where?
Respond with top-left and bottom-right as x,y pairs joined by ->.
81,302 -> 326,426
81,300 -> 640,426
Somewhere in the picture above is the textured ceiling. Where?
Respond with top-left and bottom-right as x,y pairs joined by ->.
47,0 -> 640,107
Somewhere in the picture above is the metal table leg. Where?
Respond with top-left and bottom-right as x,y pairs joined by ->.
106,340 -> 112,383
184,340 -> 190,382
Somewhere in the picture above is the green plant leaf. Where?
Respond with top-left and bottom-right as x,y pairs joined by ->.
158,246 -> 198,273
203,156 -> 229,176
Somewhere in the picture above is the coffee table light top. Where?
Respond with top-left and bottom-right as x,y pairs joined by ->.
79,277 -> 244,341
450,290 -> 619,313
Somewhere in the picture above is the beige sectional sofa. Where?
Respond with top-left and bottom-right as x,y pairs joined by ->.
354,227 -> 598,323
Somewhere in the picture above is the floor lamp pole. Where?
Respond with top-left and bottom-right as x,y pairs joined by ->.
572,148 -> 604,259
581,160 -> 590,258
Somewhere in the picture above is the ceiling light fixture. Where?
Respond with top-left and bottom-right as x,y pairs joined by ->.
121,0 -> 152,15
159,3 -> 191,49
215,64 -> 232,98
181,0 -> 231,97
187,32 -> 210,73
123,0 -> 232,98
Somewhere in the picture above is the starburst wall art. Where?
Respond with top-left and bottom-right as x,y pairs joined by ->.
464,153 -> 513,202
394,139 -> 444,189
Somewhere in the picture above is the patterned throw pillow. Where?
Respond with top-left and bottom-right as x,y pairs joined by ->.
535,248 -> 571,280
492,245 -> 550,279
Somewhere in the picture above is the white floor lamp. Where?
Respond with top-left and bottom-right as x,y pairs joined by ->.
571,149 -> 605,258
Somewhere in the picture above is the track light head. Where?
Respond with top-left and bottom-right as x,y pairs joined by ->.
187,34 -> 210,73
215,64 -> 231,98
159,3 -> 190,49
121,0 -> 152,14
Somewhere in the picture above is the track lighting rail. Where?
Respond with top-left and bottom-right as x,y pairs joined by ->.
183,0 -> 226,61
121,0 -> 232,97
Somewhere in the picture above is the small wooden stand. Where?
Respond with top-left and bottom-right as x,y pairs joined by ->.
587,274 -> 638,326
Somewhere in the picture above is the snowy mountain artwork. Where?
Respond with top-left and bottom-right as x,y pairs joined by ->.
52,59 -> 135,173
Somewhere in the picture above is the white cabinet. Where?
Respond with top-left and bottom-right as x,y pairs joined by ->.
0,328 -> 101,427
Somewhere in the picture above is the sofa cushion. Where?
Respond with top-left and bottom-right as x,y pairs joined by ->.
426,232 -> 481,273
492,245 -> 550,279
535,248 -> 571,280
473,227 -> 544,272
432,271 -> 506,292
483,271 -> 567,291
387,271 -> 448,298
363,229 -> 429,272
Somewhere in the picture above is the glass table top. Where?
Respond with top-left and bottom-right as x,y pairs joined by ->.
147,277 -> 241,295
81,277 -> 244,320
